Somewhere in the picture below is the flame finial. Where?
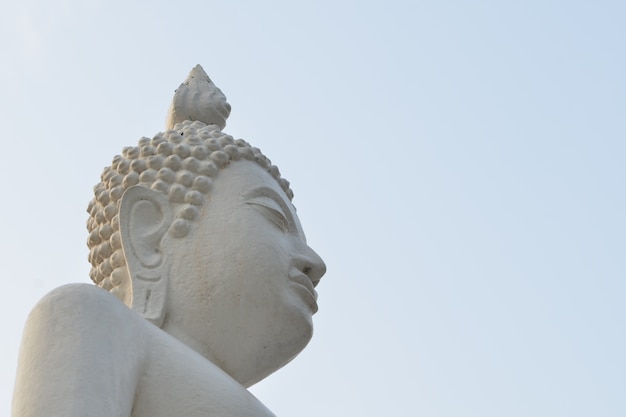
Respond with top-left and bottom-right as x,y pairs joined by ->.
165,65 -> 231,130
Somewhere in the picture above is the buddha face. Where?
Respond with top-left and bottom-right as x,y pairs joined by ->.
160,160 -> 326,386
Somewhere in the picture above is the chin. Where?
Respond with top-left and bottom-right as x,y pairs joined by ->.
273,314 -> 314,368
241,316 -> 314,387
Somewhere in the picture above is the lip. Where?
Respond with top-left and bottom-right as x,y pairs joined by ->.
289,272 -> 319,313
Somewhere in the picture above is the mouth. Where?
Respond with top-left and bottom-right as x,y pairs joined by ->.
289,273 -> 319,313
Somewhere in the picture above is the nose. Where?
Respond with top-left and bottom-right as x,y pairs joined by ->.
296,245 -> 327,286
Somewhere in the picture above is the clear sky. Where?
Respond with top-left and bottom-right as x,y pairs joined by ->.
1,1 -> 624,416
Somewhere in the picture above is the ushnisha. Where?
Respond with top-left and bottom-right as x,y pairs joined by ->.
13,65 -> 326,417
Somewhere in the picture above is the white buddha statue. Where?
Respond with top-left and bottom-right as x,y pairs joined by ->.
12,65 -> 326,417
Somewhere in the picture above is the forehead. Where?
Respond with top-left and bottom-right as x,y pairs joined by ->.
211,160 -> 296,211
215,161 -> 291,201
204,160 -> 305,238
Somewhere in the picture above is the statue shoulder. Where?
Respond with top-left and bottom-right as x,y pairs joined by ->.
25,284 -> 138,332
34,282 -> 115,304
13,284 -> 147,417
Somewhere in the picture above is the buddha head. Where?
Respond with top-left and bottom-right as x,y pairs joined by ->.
86,66 -> 326,386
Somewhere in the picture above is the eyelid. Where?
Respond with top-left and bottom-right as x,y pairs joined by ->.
246,197 -> 290,231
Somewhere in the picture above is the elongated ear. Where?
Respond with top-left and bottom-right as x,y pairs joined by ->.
119,185 -> 173,326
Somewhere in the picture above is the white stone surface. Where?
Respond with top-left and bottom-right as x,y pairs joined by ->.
166,65 -> 231,130
12,67 -> 326,417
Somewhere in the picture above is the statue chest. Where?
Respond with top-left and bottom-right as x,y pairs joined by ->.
131,335 -> 275,417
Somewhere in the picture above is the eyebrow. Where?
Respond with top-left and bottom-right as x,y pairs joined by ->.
243,186 -> 296,229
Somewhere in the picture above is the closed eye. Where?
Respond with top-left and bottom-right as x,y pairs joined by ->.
257,205 -> 289,233
243,188 -> 297,234
246,199 -> 290,233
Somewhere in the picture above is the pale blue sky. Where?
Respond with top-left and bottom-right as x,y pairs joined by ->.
1,1 -> 624,416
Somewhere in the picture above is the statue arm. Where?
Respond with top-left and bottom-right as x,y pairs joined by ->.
12,284 -> 143,417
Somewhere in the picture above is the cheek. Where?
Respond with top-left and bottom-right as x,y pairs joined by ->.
235,218 -> 293,265
224,215 -> 296,298
231,242 -> 294,309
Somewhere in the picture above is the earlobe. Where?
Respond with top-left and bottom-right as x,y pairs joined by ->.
119,186 -> 173,327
